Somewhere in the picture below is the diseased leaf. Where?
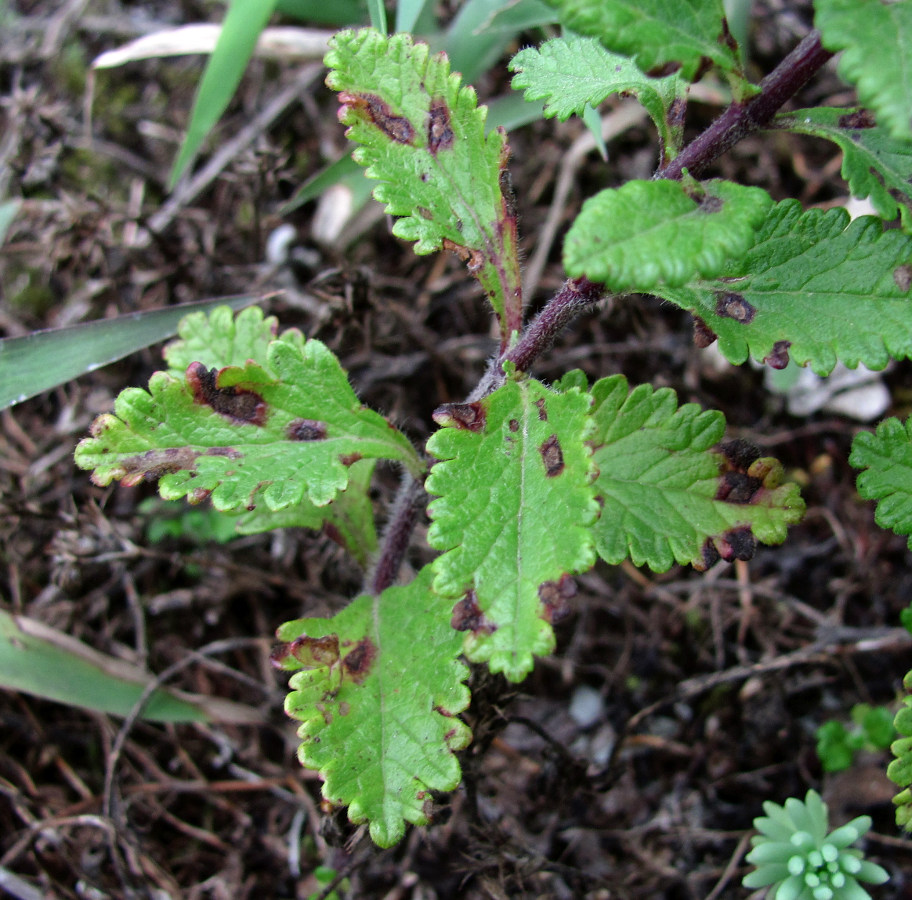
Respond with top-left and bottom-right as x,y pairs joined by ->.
509,35 -> 687,161
75,314 -> 424,511
275,566 -> 471,848
563,179 -> 773,291
815,0 -> 912,142
576,374 -> 804,572
325,29 -> 522,344
851,417 -> 912,550
775,107 -> 912,226
235,459 -> 378,566
541,0 -> 742,81
655,201 -> 912,375
426,373 -> 597,682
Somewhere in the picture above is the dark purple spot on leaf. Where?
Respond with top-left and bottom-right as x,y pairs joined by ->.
534,397 -> 548,421
694,540 -> 720,572
716,471 -> 762,504
186,363 -> 267,425
117,447 -> 199,486
427,98 -> 454,154
693,317 -> 718,348
700,195 -> 724,213
342,637 -> 376,683
432,401 -> 486,432
715,291 -> 755,323
205,447 -> 241,458
539,434 -> 564,477
451,592 -> 496,634
509,419 -> 519,432
720,439 -> 760,471
287,418 -> 327,441
538,575 -> 577,624
340,92 -> 415,144
894,264 -> 912,291
838,109 -> 876,129
718,527 -> 757,562
764,340 -> 791,370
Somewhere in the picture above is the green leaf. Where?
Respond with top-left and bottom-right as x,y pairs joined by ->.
0,610 -> 263,723
325,29 -> 523,343
775,107 -> 912,226
509,35 -> 687,161
235,458 -> 378,567
75,319 -> 424,510
815,0 -> 912,142
655,200 -> 912,375
170,0 -> 278,186
851,416 -> 912,549
563,179 -> 773,291
275,565 -> 471,848
541,0 -> 742,81
0,294 -> 259,411
426,373 -> 597,682
583,374 -> 803,572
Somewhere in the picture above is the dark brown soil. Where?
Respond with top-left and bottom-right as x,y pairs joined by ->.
2,3 -> 912,898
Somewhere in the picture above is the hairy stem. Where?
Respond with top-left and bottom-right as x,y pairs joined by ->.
367,473 -> 425,595
657,30 -> 834,180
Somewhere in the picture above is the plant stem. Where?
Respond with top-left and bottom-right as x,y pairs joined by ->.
657,30 -> 834,180
367,473 -> 425,595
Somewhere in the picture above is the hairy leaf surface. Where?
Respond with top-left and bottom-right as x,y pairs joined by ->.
656,201 -> 912,375
775,108 -> 912,226
276,566 -> 471,847
816,0 -> 912,141
541,0 -> 742,81
509,36 -> 687,160
851,417 -> 912,550
325,29 -> 522,342
76,326 -> 423,510
564,179 -> 772,290
578,374 -> 804,571
426,374 -> 597,682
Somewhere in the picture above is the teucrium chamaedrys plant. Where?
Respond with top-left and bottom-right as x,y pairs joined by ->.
76,0 -> 912,850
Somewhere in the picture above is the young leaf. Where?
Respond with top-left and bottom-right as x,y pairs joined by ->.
582,375 -> 804,572
775,107 -> 912,226
850,416 -> 912,549
815,0 -> 912,142
509,35 -> 687,161
655,200 -> 912,375
75,329 -> 424,510
324,29 -> 523,344
275,565 -> 471,848
541,0 -> 743,82
235,459 -> 378,567
563,179 -> 773,291
426,373 -> 597,682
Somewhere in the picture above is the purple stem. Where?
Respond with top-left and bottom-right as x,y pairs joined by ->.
657,30 -> 834,180
369,29 -> 836,594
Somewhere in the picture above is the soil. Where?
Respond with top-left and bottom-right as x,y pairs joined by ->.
2,2 -> 912,899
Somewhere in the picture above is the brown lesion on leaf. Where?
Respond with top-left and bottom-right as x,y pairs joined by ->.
287,419 -> 328,441
427,97 -> 454,154
716,471 -> 763,503
187,363 -> 268,426
715,291 -> 755,323
694,526 -> 757,570
508,419 -> 519,432
894,264 -> 912,291
763,340 -> 791,370
539,434 -> 564,477
451,591 -> 496,635
699,195 -> 724,213
339,452 -> 363,466
432,401 -> 486,432
534,398 -> 548,421
115,446 -> 199,486
720,439 -> 761,471
339,91 -> 415,145
693,316 -> 718,348
838,109 -> 876,130
341,637 -> 376,684
271,633 -> 341,670
499,169 -> 517,219
538,575 -> 576,624
441,237 -> 484,272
